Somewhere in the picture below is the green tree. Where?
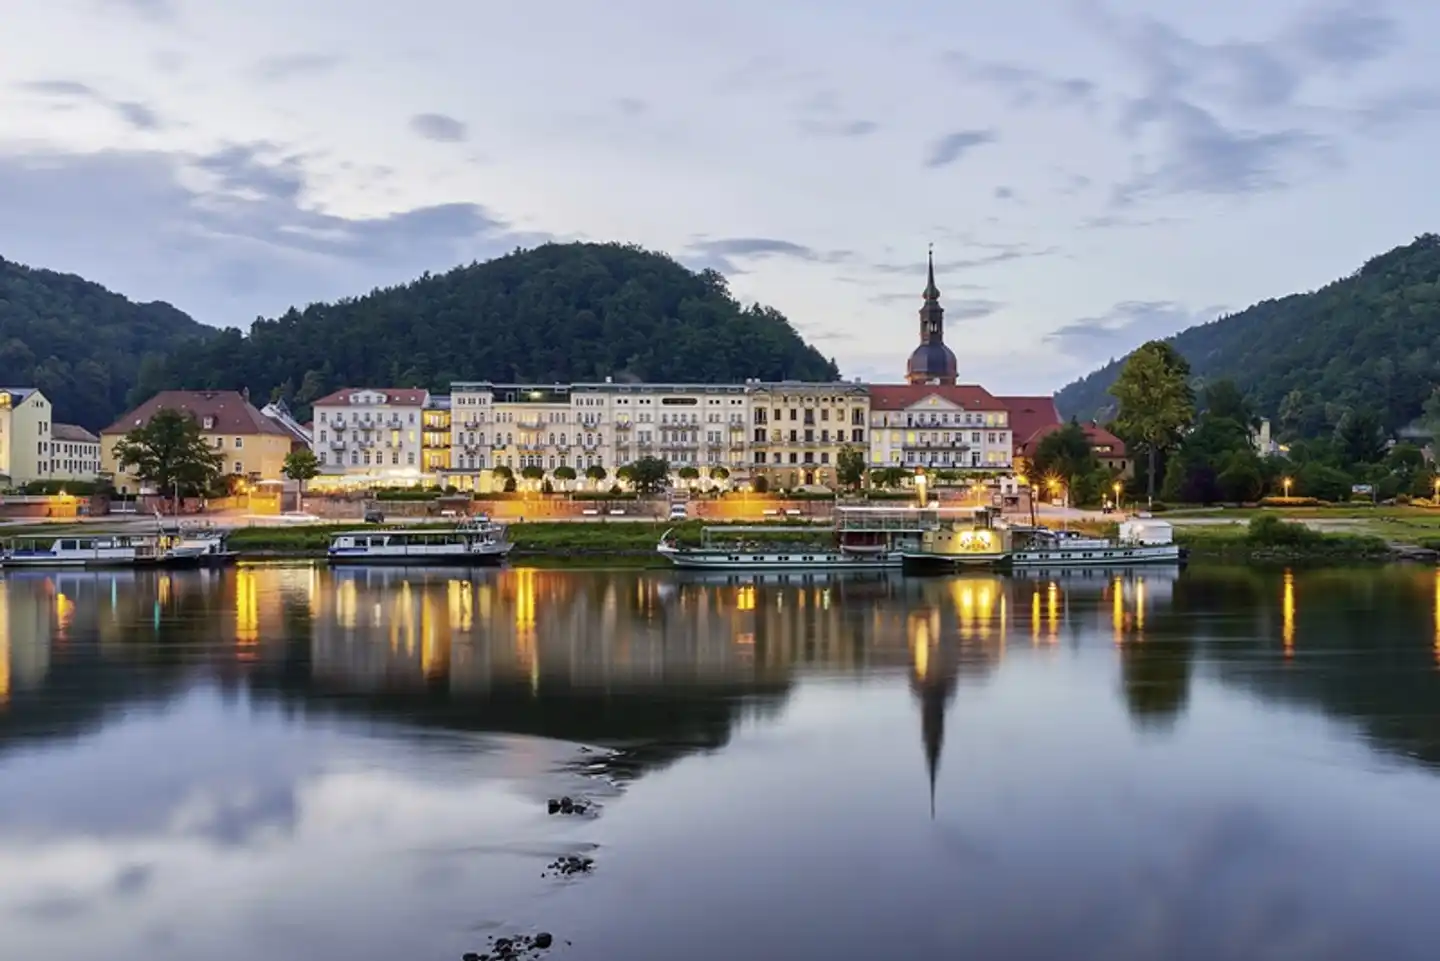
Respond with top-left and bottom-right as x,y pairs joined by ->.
836,445 -> 867,489
492,464 -> 514,481
1217,458 -> 1263,503
520,464 -> 545,482
869,466 -> 908,489
751,475 -> 770,494
1109,341 -> 1195,503
626,456 -> 670,493
1334,408 -> 1386,466
110,408 -> 224,510
553,465 -> 577,485
1201,379 -> 1253,428
709,466 -> 730,482
1031,422 -> 1098,487
283,448 -> 320,486
584,465 -> 607,487
677,465 -> 700,482
1297,462 -> 1354,502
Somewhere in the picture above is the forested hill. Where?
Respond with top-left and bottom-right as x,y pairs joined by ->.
135,242 -> 841,413
1055,234 -> 1440,435
0,257 -> 212,430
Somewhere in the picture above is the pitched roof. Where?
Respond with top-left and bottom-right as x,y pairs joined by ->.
996,395 -> 1062,449
0,387 -> 40,404
867,383 -> 1004,411
1018,421 -> 1128,458
102,390 -> 289,437
313,387 -> 429,407
52,423 -> 99,443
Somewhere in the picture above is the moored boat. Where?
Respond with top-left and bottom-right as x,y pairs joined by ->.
157,524 -> 238,568
1,532 -> 163,569
654,506 -> 978,571
327,517 -> 512,565
900,511 -> 1183,572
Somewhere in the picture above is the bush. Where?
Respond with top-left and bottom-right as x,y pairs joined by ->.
375,489 -> 439,501
1247,513 -> 1321,546
1257,496 -> 1324,507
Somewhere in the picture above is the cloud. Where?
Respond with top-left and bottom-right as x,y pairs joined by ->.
924,129 -> 997,168
1045,300 -> 1224,364
101,0 -> 176,21
870,243 -> 1056,275
685,236 -> 852,274
940,52 -> 1098,110
1291,1 -> 1400,68
1111,100 -> 1330,203
14,79 -> 164,132
0,143 -> 544,327
794,89 -> 879,138
614,97 -> 648,117
993,186 -> 1017,201
948,299 -> 1006,320
252,53 -> 342,83
408,113 -> 468,143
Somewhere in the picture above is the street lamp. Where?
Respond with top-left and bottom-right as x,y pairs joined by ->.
1113,480 -> 1123,512
1282,476 -> 1293,498
1432,476 -> 1439,505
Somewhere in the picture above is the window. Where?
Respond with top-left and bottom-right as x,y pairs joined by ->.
408,452 -> 416,465
234,437 -> 243,448
233,461 -> 242,473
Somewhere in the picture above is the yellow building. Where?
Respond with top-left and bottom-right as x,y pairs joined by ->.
101,390 -> 296,494
747,382 -> 869,489
0,387 -> 55,485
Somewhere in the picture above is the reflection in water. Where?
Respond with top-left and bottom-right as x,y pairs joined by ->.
1283,568 -> 1296,658
4,565 -> 1440,960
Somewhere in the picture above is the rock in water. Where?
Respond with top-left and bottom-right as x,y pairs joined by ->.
534,933 -> 553,949
547,799 -> 560,814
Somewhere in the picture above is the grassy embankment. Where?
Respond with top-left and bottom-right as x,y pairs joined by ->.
225,518 -> 832,565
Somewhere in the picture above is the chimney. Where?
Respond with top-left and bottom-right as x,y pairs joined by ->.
242,387 -> 250,404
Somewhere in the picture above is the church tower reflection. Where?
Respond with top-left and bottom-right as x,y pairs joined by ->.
907,609 -> 960,818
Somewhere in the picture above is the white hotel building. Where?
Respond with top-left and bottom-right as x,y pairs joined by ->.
311,388 -> 432,487
444,381 -> 751,490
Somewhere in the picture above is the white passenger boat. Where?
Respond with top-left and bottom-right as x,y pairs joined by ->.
327,517 -> 512,565
1006,520 -> 1182,567
1,532 -> 162,569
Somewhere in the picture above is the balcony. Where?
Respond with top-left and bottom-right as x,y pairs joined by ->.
516,417 -> 544,431
614,421 -> 632,431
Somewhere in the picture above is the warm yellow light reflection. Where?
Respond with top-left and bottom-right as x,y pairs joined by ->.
336,579 -> 357,630
1112,576 -> 1125,645
910,612 -> 931,679
1432,568 -> 1439,668
1282,569 -> 1295,658
447,580 -> 473,633
235,569 -> 258,648
1135,578 -> 1146,632
0,587 -> 9,708
55,592 -> 75,636
735,584 -> 756,612
1031,589 -> 1040,644
1046,581 -> 1059,640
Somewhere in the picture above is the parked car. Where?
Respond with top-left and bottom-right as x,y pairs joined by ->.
363,508 -> 384,523
668,504 -> 688,520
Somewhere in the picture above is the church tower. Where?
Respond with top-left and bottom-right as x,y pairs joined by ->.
905,247 -> 959,386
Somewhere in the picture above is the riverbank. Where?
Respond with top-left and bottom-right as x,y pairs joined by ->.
1,516 -> 1431,566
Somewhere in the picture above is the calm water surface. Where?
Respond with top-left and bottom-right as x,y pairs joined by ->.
3,564 -> 1440,960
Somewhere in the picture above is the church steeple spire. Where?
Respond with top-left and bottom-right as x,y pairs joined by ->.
904,246 -> 958,385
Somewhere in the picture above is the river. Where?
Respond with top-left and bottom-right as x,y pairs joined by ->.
2,564 -> 1439,960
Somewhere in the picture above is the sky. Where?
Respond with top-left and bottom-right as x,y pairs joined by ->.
2,0 -> 1439,393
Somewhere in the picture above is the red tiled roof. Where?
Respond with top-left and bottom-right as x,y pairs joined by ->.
102,390 -> 289,437
866,383 -> 1004,410
313,388 -> 429,407
1018,421 -> 1128,458
996,395 -> 1061,451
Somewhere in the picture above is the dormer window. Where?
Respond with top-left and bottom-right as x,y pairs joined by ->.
202,416 -> 215,430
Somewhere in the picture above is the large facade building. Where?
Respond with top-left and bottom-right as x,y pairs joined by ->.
50,424 -> 101,482
102,390 -> 296,493
298,254 -> 1065,491
311,388 -> 431,488
748,381 -> 868,488
868,385 -> 1012,470
0,388 -> 54,485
